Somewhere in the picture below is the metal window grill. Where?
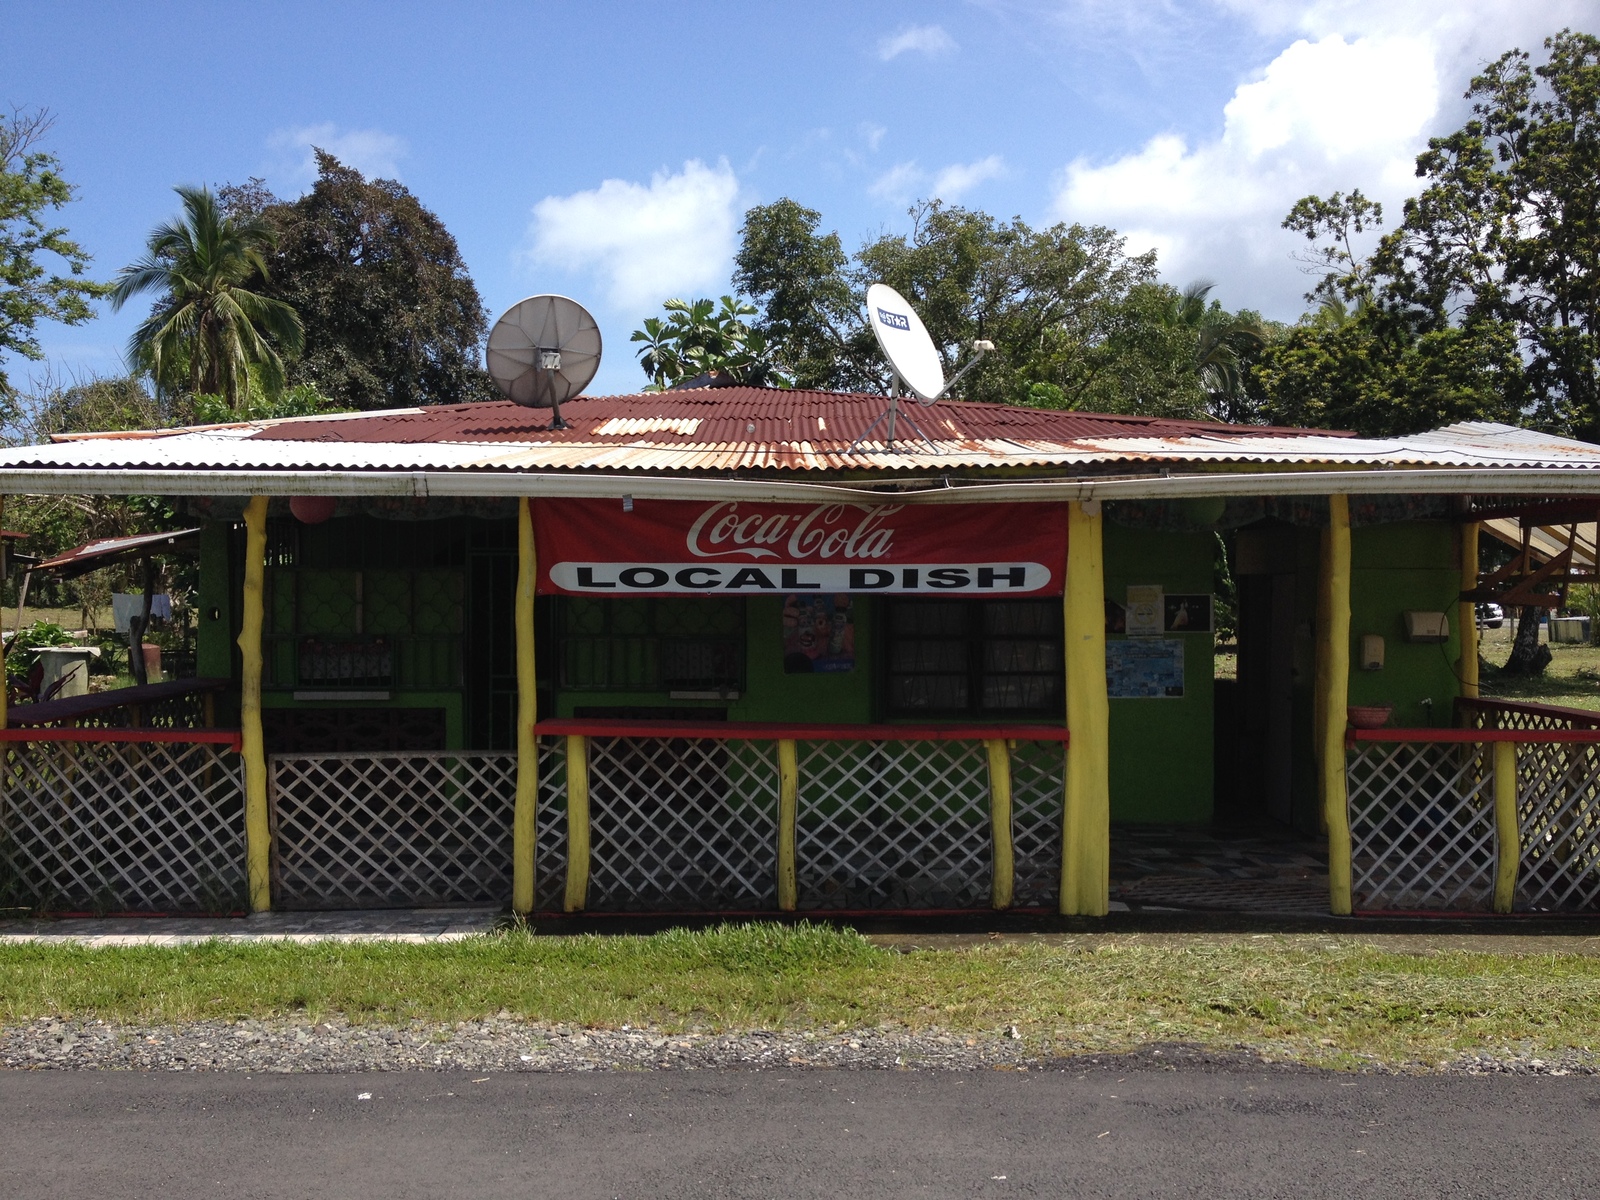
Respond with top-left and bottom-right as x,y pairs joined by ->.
1515,741 -> 1600,910
1009,739 -> 1064,909
1348,741 -> 1496,910
270,750 -> 515,909
534,736 -> 568,913
795,739 -> 991,910
0,739 -> 245,913
583,736 -> 778,911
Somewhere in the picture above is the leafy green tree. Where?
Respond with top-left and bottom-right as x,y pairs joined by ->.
0,108 -> 107,401
1379,29 -> 1600,440
227,154 -> 494,409
732,199 -> 857,390
1269,31 -> 1600,441
110,186 -> 304,410
631,296 -> 786,390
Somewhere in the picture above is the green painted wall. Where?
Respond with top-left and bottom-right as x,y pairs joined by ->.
196,521 -> 233,680
1103,526 -> 1216,823
552,596 -> 876,723
1347,521 -> 1461,728
733,596 -> 874,724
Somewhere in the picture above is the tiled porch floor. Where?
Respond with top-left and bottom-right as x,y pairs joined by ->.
1110,823 -> 1331,915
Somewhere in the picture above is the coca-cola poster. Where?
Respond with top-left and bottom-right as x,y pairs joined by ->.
532,498 -> 1066,596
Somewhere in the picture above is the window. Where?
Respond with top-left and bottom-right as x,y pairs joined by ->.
560,597 -> 744,693
263,568 -> 464,690
884,599 -> 1062,717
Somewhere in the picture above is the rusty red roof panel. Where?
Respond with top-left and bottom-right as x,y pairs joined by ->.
248,388 -> 1343,448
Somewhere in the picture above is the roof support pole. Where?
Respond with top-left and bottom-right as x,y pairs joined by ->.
986,738 -> 1014,910
1317,495 -> 1353,915
1060,500 -> 1109,916
776,738 -> 798,912
1458,522 -> 1480,702
237,495 -> 271,913
512,497 -> 538,915
0,494 -> 8,733
563,734 -> 590,912
1492,741 -> 1519,912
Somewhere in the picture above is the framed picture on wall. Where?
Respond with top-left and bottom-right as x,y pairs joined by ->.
1163,594 -> 1213,633
782,594 -> 855,673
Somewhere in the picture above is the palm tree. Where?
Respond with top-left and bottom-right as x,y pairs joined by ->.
1168,281 -> 1267,423
110,186 -> 303,410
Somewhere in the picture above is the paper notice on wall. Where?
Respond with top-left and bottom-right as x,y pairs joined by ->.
1125,585 -> 1164,638
1106,638 -> 1185,698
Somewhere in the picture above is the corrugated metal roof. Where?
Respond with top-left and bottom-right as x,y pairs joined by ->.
3,389 -> 1600,478
34,528 -> 200,577
247,390 -> 1330,447
1484,519 -> 1599,569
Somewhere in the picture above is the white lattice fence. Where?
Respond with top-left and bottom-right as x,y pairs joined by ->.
270,751 -> 516,909
1515,741 -> 1600,910
534,736 -> 568,913
1010,740 -> 1064,909
584,736 -> 778,911
0,737 -> 245,913
796,739 -> 991,910
1348,741 -> 1496,910
1452,701 -> 1600,911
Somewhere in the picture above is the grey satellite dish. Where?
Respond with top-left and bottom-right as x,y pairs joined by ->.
486,294 -> 602,430
850,283 -> 993,454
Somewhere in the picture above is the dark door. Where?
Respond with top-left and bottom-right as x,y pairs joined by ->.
1233,572 -> 1296,825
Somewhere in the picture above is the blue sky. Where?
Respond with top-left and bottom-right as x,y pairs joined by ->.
4,0 -> 1591,397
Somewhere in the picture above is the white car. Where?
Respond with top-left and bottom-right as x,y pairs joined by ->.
1476,602 -> 1505,629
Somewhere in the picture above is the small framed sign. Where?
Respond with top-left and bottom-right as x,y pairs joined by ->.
1163,595 -> 1213,633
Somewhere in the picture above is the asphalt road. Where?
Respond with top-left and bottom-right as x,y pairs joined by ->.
5,1066 -> 1599,1199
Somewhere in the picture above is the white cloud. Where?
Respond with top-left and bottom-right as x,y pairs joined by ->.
877,24 -> 957,61
871,155 -> 1007,205
869,161 -> 925,204
860,122 -> 888,152
526,159 -> 741,312
932,155 -> 1006,200
267,123 -> 408,186
1050,0 -> 1589,317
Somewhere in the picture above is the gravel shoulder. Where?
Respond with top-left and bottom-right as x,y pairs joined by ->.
4,1017 -> 1594,1076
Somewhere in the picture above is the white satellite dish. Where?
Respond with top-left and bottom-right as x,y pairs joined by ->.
867,282 -> 945,402
486,294 -> 602,430
851,283 -> 993,455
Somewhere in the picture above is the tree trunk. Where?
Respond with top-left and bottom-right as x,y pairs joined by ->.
1504,605 -> 1552,676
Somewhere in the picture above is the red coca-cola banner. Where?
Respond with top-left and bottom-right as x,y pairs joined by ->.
532,498 -> 1066,596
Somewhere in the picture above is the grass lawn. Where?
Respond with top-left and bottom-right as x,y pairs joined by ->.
1479,622 -> 1600,711
2,925 -> 1598,1070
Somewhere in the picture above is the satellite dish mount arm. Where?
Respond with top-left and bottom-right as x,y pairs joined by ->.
926,340 -> 994,405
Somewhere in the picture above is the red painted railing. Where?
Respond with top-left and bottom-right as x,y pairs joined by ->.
535,719 -> 1069,742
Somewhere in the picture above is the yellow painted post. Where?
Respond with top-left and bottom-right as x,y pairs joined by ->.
0,494 -> 7,732
563,733 -> 590,912
1493,740 -> 1519,913
986,738 -> 1014,910
1458,521 -> 1480,703
512,498 -> 539,915
1061,501 -> 1110,916
1319,495 -> 1353,915
237,495 -> 270,913
777,738 -> 798,911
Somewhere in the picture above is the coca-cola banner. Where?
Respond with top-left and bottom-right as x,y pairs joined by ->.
532,498 -> 1066,596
